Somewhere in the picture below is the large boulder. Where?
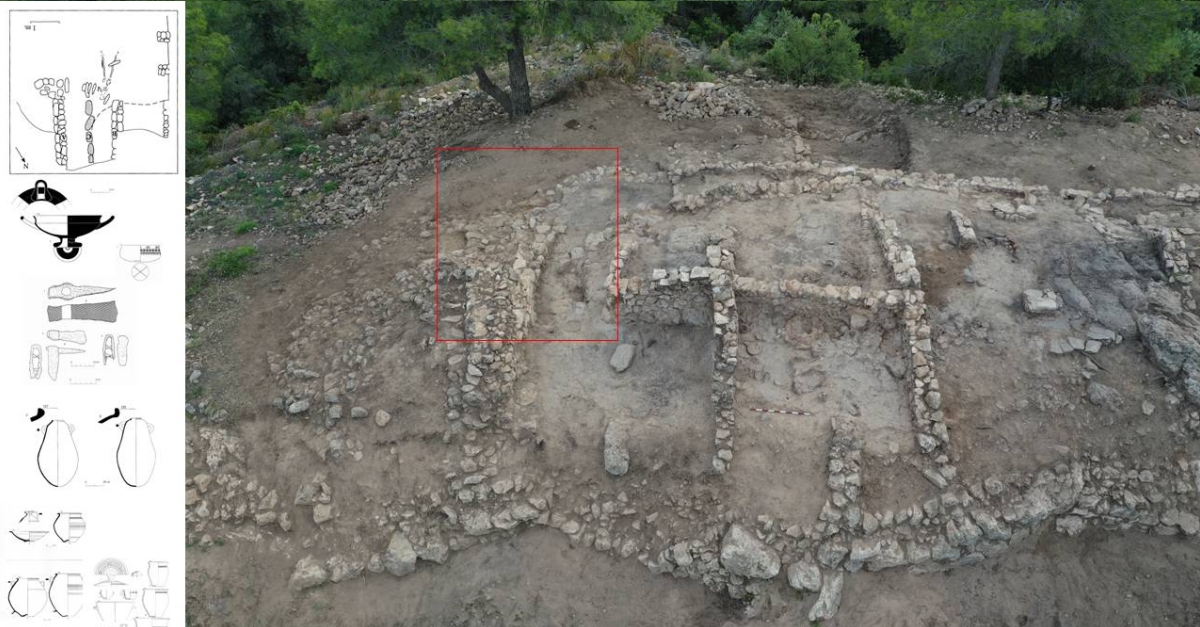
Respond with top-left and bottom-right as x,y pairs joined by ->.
1138,311 -> 1200,405
383,531 -> 417,577
288,555 -> 329,591
719,524 -> 780,579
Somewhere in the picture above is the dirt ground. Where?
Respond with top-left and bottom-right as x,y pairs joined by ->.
185,75 -> 1200,626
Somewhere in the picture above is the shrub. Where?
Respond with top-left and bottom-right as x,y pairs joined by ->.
1154,30 -> 1200,96
686,15 -> 730,48
729,10 -> 796,60
605,37 -> 681,81
703,42 -> 740,74
679,65 -> 715,83
207,246 -> 257,278
233,220 -> 257,234
762,14 -> 864,86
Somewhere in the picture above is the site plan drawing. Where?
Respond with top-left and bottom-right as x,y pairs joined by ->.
9,9 -> 179,174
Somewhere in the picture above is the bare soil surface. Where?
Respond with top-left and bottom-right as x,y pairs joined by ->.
186,74 -> 1200,626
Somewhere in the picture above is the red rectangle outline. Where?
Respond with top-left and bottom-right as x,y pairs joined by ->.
434,146 -> 620,343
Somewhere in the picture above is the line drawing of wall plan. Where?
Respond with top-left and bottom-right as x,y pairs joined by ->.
9,9 -> 179,174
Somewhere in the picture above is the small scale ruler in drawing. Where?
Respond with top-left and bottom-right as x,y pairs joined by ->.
749,407 -> 811,416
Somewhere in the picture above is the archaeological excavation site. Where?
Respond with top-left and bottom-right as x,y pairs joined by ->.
185,49 -> 1200,627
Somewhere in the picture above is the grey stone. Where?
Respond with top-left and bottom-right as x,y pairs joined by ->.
603,421 -> 630,477
1086,381 -> 1123,409
374,410 -> 392,427
1088,288 -> 1137,337
288,555 -> 329,591
609,344 -> 636,372
931,537 -> 961,562
816,542 -> 848,568
946,518 -> 982,547
786,559 -> 821,592
1049,338 -> 1074,355
313,503 -> 334,525
464,510 -> 494,536
1022,289 -> 1061,314
287,399 -> 311,415
416,537 -> 450,564
719,524 -> 781,579
846,538 -> 881,572
326,555 -> 364,583
807,571 -> 843,622
1087,325 -> 1117,344
1053,277 -> 1095,316
1002,465 -> 1084,526
351,406 -> 368,420
866,538 -> 907,571
1055,515 -> 1085,537
383,531 -> 418,577
1162,509 -> 1200,536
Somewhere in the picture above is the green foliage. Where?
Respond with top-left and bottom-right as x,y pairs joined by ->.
879,0 -> 1191,107
207,246 -> 257,279
233,220 -> 258,235
182,0 -> 1200,174
1034,0 -> 1185,107
879,0 -> 1058,96
680,65 -> 716,83
597,36 -> 682,81
763,14 -> 864,85
686,14 -> 731,47
1154,30 -> 1200,95
702,42 -> 740,74
729,9 -> 797,60
185,4 -> 230,173
1124,112 -> 1143,123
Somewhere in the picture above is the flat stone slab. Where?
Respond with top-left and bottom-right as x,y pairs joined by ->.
609,344 -> 635,372
1022,289 -> 1061,314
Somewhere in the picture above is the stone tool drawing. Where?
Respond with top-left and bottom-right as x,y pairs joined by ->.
47,282 -> 113,300
28,345 -> 41,380
46,301 -> 118,323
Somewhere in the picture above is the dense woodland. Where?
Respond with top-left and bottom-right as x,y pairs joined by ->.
187,0 -> 1200,172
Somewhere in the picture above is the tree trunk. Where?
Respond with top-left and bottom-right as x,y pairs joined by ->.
506,21 -> 533,117
474,64 -> 513,116
984,32 -> 1013,100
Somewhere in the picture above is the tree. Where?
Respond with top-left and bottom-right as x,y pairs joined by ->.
880,0 -> 1060,99
197,0 -> 318,127
304,0 -> 671,118
185,3 -> 229,167
1047,0 -> 1185,106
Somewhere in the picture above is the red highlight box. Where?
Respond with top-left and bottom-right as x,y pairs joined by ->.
434,146 -> 620,343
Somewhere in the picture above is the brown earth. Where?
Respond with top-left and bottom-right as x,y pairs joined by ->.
186,77 -> 1200,626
